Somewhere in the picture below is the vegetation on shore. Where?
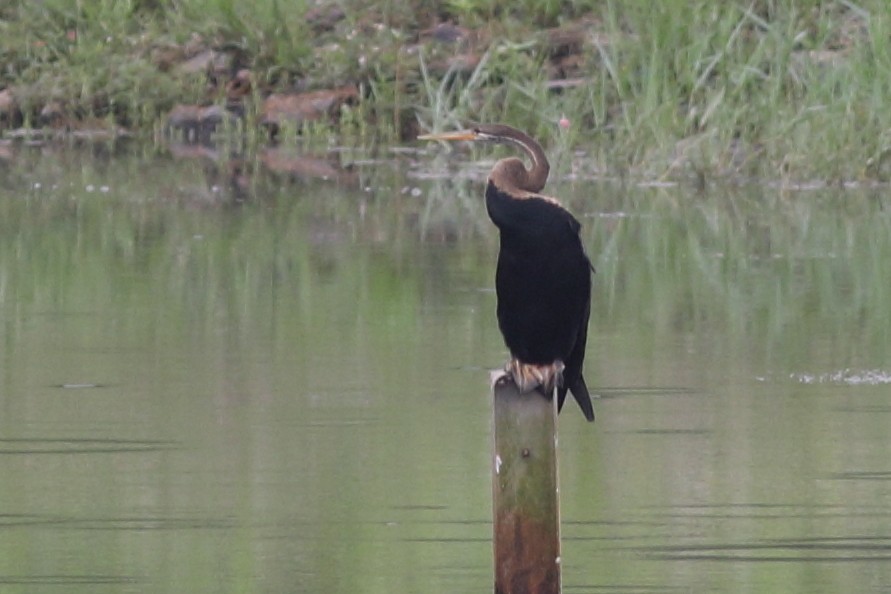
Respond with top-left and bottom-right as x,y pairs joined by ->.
1,0 -> 890,182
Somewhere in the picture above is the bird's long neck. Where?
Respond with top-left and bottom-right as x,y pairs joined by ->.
489,133 -> 550,194
517,136 -> 550,192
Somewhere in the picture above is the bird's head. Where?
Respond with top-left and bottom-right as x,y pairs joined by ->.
418,123 -> 550,193
418,124 -> 518,146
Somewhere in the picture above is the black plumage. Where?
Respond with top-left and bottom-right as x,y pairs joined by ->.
419,124 -> 595,422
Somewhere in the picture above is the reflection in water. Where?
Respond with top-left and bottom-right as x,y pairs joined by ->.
0,576 -> 141,585
0,438 -> 176,455
0,144 -> 890,592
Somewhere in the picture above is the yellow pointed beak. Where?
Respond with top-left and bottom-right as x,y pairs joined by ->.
417,130 -> 478,142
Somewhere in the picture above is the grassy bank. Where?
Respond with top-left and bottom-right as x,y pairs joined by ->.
1,0 -> 890,182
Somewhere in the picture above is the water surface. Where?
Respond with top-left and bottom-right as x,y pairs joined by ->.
1,142 -> 890,593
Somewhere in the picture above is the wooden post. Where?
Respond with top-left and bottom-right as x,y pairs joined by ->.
491,371 -> 561,594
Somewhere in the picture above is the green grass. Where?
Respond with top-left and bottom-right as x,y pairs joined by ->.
2,0 -> 891,181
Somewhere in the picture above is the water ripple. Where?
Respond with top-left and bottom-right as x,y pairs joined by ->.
0,438 -> 177,455
0,575 -> 140,585
636,535 -> 891,562
791,369 -> 891,386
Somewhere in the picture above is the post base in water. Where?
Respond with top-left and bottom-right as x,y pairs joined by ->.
491,371 -> 561,594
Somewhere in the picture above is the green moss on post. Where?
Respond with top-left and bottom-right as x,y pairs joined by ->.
491,371 -> 561,594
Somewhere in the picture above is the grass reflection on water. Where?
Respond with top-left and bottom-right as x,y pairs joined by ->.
0,146 -> 890,593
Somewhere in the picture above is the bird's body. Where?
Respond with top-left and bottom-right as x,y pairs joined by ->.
419,124 -> 595,422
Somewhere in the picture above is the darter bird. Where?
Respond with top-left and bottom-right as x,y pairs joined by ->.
419,124 -> 595,422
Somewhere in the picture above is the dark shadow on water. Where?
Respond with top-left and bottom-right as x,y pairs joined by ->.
0,513 -> 63,528
640,502 -> 891,520
564,518 -> 675,527
0,575 -> 141,585
563,586 -> 687,593
632,525 -> 891,562
300,419 -> 381,428
594,386 -> 697,399
643,553 -> 891,562
0,438 -> 178,454
401,536 -> 490,542
607,503 -> 891,563
626,428 -> 710,435
64,516 -> 235,530
0,512 -> 235,530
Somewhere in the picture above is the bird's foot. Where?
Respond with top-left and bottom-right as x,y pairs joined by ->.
505,359 -> 564,396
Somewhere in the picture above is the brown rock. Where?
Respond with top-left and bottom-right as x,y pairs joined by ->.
543,20 -> 597,57
177,49 -> 232,76
166,104 -> 241,141
305,4 -> 346,33
0,88 -> 16,117
225,69 -> 253,102
151,44 -> 185,72
166,104 -> 204,129
419,22 -> 471,45
260,85 -> 359,131
39,100 -> 65,126
428,53 -> 482,78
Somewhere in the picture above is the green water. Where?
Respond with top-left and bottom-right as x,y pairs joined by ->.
1,143 -> 891,593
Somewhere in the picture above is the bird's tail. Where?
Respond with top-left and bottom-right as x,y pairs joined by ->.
558,375 -> 595,422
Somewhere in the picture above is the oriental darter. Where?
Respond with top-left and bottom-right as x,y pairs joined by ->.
419,124 -> 595,422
